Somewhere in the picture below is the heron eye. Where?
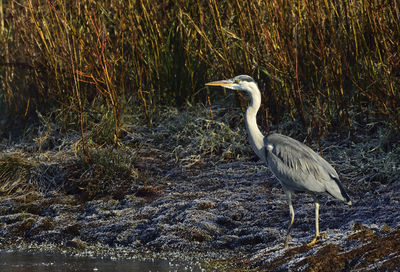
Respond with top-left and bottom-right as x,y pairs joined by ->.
234,79 -> 240,83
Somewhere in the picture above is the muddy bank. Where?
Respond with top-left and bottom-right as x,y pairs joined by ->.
0,154 -> 399,270
1,107 -> 400,270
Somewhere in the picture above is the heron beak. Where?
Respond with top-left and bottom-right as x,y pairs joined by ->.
205,79 -> 234,88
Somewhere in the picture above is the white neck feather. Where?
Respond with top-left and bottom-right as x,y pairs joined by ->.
244,84 -> 266,162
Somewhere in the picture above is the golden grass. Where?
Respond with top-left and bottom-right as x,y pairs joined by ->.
0,0 -> 399,151
0,154 -> 35,195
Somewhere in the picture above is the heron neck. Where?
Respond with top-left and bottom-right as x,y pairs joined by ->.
244,88 -> 266,161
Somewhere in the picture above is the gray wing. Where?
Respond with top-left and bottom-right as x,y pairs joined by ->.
264,133 -> 350,202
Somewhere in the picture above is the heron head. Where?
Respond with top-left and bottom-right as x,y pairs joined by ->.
205,75 -> 258,93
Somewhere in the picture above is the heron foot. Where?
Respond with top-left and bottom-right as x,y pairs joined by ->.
284,235 -> 291,249
306,234 -> 327,246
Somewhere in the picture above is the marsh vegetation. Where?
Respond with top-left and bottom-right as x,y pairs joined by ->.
1,1 -> 400,270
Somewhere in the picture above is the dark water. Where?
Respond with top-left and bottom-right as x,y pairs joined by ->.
0,251 -> 200,272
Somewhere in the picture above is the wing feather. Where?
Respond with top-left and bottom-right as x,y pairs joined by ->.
264,133 -> 338,193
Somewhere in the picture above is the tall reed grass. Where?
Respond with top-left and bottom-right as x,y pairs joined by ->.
1,0 -> 399,144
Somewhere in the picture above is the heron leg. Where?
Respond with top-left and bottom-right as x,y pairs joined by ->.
315,201 -> 320,237
307,198 -> 327,246
284,191 -> 294,248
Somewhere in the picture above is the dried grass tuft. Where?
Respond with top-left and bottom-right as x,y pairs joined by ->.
0,154 -> 35,195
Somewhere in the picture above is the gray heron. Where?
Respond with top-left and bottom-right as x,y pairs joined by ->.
205,75 -> 352,248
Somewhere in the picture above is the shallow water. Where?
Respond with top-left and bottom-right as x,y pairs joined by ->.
0,251 -> 199,272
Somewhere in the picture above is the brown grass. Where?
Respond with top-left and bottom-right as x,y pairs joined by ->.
1,1 -> 399,138
0,154 -> 35,195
